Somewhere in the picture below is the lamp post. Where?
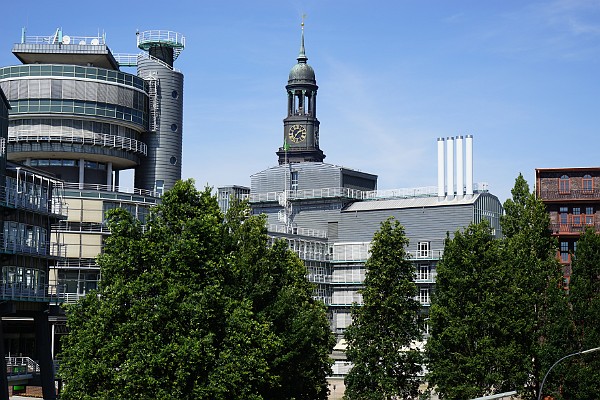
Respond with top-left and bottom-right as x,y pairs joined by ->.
537,346 -> 600,400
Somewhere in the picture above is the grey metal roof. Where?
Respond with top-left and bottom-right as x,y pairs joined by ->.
342,194 -> 482,212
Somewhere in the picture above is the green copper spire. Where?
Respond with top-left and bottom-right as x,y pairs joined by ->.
297,15 -> 308,64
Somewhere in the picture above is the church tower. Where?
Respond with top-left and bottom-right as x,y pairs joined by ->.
277,20 -> 325,165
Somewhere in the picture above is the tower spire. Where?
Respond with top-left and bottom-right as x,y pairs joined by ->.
298,14 -> 307,64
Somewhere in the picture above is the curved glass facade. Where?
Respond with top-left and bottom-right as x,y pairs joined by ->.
7,99 -> 147,129
0,65 -> 147,91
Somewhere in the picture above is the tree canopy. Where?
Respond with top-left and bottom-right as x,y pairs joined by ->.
554,228 -> 600,399
344,218 -> 423,400
426,221 -> 518,399
59,180 -> 334,400
426,174 -> 568,400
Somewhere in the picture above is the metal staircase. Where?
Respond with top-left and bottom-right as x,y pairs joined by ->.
145,72 -> 160,132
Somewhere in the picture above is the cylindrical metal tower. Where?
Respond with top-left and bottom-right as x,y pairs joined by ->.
134,30 -> 185,194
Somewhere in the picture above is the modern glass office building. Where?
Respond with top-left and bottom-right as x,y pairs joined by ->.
0,28 -> 185,347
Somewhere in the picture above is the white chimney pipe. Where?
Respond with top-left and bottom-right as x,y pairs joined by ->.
456,136 -> 464,197
437,138 -> 445,197
466,135 -> 473,195
446,137 -> 454,198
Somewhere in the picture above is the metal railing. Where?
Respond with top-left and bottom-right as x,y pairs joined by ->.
248,183 -> 490,204
0,235 -> 66,258
113,53 -> 139,67
55,259 -> 98,269
5,356 -> 39,378
539,189 -> 600,201
267,224 -> 327,238
137,30 -> 185,61
550,222 -> 600,234
22,34 -> 105,46
62,182 -> 161,198
52,222 -> 110,233
0,186 -> 65,217
406,249 -> 444,260
10,131 -> 148,156
57,292 -> 86,304
0,283 -> 65,303
138,52 -> 182,72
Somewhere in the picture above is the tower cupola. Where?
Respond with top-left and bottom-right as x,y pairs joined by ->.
277,18 -> 325,165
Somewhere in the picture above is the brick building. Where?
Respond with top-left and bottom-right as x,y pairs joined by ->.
536,167 -> 600,283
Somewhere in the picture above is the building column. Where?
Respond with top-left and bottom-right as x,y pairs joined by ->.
34,311 -> 56,400
106,162 -> 113,189
78,158 -> 85,190
114,170 -> 120,191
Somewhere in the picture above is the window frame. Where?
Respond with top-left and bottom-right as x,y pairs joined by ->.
559,175 -> 570,194
583,174 -> 593,192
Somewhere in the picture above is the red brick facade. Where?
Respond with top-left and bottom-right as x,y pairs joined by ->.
536,167 -> 600,281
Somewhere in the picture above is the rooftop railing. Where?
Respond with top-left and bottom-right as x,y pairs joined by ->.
22,34 -> 105,46
249,183 -> 490,204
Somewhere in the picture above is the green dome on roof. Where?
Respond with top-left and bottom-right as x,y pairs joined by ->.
288,25 -> 316,84
289,62 -> 315,83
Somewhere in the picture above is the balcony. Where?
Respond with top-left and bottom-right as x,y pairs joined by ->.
0,234 -> 66,259
539,189 -> 600,202
550,222 -> 600,235
0,282 -> 65,304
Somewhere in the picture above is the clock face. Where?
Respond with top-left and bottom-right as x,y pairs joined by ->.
288,124 -> 307,143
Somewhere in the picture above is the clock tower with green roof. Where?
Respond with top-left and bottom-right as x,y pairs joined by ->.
277,20 -> 325,165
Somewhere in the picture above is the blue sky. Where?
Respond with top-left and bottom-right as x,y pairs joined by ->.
1,1 -> 600,202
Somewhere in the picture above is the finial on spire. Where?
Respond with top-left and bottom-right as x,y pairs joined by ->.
298,14 -> 308,64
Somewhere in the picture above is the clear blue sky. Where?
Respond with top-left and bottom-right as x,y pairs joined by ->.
1,1 -> 599,202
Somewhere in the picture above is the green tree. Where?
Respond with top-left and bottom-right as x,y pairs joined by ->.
556,228 -> 600,399
501,174 -> 569,400
344,218 -> 423,400
426,221 -> 520,399
59,180 -> 334,400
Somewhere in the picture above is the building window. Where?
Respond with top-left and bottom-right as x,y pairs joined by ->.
417,264 -> 430,281
583,174 -> 593,192
560,207 -> 568,225
573,207 -> 581,225
559,175 -> 570,193
290,171 -> 298,191
560,241 -> 569,263
419,288 -> 430,305
417,241 -> 430,258
586,207 -> 594,225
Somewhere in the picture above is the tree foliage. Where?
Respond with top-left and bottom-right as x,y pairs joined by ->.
426,221 -> 518,399
426,174 -> 568,400
344,218 -> 423,400
501,174 -> 569,400
59,180 -> 334,400
555,228 -> 600,399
